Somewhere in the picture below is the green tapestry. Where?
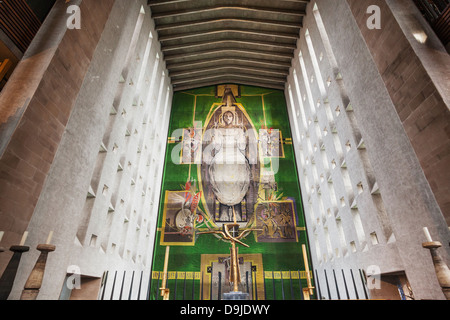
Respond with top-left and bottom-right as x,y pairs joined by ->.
150,85 -> 314,300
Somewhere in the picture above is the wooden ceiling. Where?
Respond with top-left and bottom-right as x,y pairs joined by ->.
148,0 -> 309,91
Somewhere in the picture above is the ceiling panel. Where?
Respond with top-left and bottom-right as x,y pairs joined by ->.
148,0 -> 308,91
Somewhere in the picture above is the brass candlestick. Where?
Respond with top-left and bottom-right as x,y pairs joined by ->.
20,244 -> 56,300
302,244 -> 315,300
160,246 -> 170,300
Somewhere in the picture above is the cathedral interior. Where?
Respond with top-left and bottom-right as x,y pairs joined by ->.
0,0 -> 449,302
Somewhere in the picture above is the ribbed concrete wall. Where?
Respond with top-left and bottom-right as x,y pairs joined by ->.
3,0 -> 172,300
286,0 -> 449,300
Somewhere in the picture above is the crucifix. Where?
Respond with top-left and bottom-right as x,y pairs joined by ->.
198,207 -> 260,296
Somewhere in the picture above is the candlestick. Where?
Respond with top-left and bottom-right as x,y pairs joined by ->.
423,227 -> 433,242
0,244 -> 30,300
20,231 -> 28,246
302,244 -> 315,300
160,246 -> 170,300
20,244 -> 56,300
422,240 -> 450,300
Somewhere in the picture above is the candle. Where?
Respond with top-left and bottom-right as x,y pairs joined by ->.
423,227 -> 433,242
46,231 -> 54,244
20,231 -> 28,246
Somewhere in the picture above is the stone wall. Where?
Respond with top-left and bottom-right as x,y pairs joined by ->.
347,0 -> 450,230
1,0 -> 172,300
0,0 -> 114,274
286,0 -> 449,300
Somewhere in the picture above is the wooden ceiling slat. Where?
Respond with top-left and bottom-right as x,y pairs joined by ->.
162,39 -> 297,53
167,56 -> 292,71
149,0 -> 308,91
164,47 -> 294,61
171,72 -> 286,86
173,79 -> 286,92
155,17 -> 302,31
152,5 -> 306,20
169,65 -> 289,78
148,0 -> 309,7
159,28 -> 299,42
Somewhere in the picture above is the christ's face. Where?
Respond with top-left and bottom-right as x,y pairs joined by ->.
224,112 -> 234,125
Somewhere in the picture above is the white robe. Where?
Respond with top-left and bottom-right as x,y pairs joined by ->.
208,127 -> 251,207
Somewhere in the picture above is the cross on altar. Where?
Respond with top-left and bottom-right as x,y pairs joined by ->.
198,207 -> 261,294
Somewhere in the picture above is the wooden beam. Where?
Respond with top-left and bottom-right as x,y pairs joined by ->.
164,48 -> 294,61
148,0 -> 191,6
155,17 -> 302,31
173,79 -> 286,92
171,72 -> 286,86
0,59 -> 12,82
148,0 -> 309,6
169,65 -> 289,78
158,28 -> 299,42
151,5 -> 306,20
171,72 -> 287,85
166,56 -> 292,71
161,39 -> 297,52
0,0 -> 41,52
